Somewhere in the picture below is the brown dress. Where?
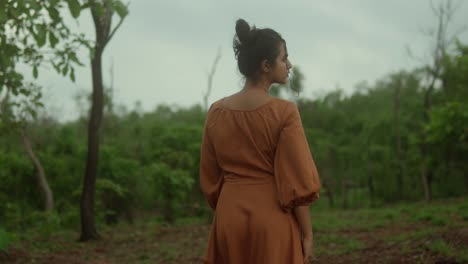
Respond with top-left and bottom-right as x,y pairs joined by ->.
200,97 -> 321,264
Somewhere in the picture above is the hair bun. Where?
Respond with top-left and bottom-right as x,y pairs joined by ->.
235,19 -> 251,44
232,19 -> 285,80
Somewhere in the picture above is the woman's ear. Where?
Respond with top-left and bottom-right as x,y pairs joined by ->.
261,59 -> 271,73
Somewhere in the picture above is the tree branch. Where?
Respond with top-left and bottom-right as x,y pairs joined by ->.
105,15 -> 126,47
105,1 -> 130,47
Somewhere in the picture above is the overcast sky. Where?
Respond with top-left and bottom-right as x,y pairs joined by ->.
29,0 -> 468,122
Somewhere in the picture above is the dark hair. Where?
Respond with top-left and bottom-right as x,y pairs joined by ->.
233,19 -> 285,81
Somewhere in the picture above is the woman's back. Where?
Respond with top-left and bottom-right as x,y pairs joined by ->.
207,96 -> 284,181
200,96 -> 320,263
200,18 -> 320,264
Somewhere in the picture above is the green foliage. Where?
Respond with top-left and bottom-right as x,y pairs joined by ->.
427,239 -> 455,258
65,0 -> 82,18
0,229 -> 12,254
112,0 -> 129,18
32,211 -> 63,238
426,102 -> 468,146
2,55 -> 468,231
0,0 -> 90,127
0,0 -> 87,88
315,234 -> 365,256
149,162 -> 194,223
458,202 -> 468,221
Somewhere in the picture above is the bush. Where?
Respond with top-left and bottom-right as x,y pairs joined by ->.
0,229 -> 12,254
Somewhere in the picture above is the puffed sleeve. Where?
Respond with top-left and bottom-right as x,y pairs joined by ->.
199,109 -> 223,210
274,102 -> 321,212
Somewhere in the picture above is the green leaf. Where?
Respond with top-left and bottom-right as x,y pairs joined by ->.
48,7 -> 61,23
33,66 -> 38,79
49,0 -> 60,6
62,65 -> 69,76
49,32 -> 59,48
27,107 -> 38,119
66,0 -> 81,18
52,62 -> 60,73
113,1 -> 129,19
35,24 -> 47,47
11,87 -> 19,96
35,102 -> 45,108
70,67 -> 75,82
34,90 -> 42,101
81,2 -> 92,10
29,0 -> 40,11
91,2 -> 105,18
19,88 -> 31,96
0,2 -> 6,24
69,52 -> 83,66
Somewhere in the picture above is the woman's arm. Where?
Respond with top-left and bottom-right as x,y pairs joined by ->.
294,205 -> 314,262
294,205 -> 313,239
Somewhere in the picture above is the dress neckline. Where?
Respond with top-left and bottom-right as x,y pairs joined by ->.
219,97 -> 277,112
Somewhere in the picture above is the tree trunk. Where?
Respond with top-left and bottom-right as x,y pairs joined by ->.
421,165 -> 432,202
420,84 -> 434,203
342,183 -> 349,209
323,180 -> 334,208
367,161 -> 375,208
394,76 -> 404,197
80,46 -> 104,241
417,0 -> 456,203
21,129 -> 54,212
79,0 -> 126,241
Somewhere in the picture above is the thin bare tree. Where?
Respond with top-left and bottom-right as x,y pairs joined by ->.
21,128 -> 54,212
417,0 -> 464,202
203,48 -> 221,111
1,89 -> 54,212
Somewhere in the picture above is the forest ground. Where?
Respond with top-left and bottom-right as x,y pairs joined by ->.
1,197 -> 467,264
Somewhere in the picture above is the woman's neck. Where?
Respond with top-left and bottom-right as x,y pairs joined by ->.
242,77 -> 271,94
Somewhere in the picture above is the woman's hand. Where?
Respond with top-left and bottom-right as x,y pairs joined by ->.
302,235 -> 314,263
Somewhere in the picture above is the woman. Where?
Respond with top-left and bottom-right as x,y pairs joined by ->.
200,18 -> 321,264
